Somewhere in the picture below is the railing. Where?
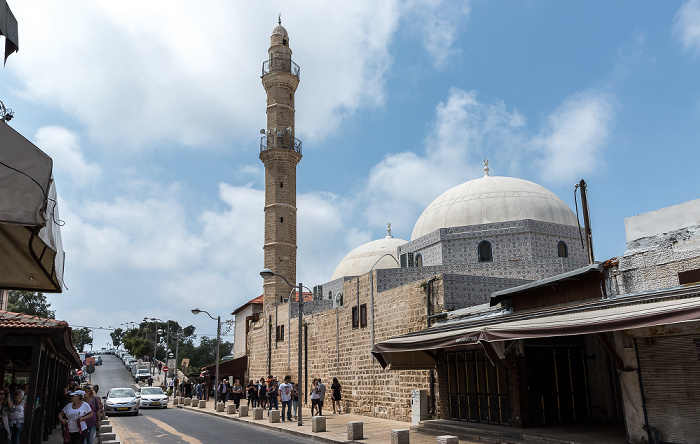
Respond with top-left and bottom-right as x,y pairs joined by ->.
260,134 -> 302,155
262,57 -> 300,79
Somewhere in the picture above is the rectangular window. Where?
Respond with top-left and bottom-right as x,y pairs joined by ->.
276,324 -> 284,342
352,306 -> 359,329
400,253 -> 415,268
360,304 -> 367,328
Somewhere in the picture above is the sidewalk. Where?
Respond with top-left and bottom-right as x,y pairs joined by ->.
172,398 -> 478,444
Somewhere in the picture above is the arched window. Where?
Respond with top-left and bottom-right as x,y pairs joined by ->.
478,241 -> 493,262
558,241 -> 568,258
415,253 -> 423,267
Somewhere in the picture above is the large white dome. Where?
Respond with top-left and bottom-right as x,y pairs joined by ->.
331,234 -> 406,280
411,175 -> 579,240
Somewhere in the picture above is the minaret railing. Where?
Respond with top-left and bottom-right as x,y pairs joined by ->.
262,57 -> 300,79
260,132 -> 302,155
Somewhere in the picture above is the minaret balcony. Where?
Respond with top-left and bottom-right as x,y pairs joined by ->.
260,133 -> 302,155
262,57 -> 300,79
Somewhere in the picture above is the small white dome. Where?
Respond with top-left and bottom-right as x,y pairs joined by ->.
411,175 -> 579,240
331,236 -> 406,280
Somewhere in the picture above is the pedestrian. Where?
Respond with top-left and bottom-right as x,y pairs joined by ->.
310,379 -> 319,416
82,386 -> 100,444
291,383 -> 299,420
258,378 -> 268,410
173,377 -> 179,397
58,390 -> 93,444
317,378 -> 326,416
218,379 -> 228,404
247,380 -> 257,408
7,391 -> 23,444
0,386 -> 14,444
147,376 -> 153,387
267,381 -> 279,415
157,362 -> 162,375
278,376 -> 293,422
331,377 -> 342,414
168,379 -> 174,395
231,379 -> 243,410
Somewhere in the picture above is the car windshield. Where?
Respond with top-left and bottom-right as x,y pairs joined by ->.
109,389 -> 135,398
141,388 -> 164,395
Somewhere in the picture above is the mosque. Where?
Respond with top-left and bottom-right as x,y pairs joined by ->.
240,22 -> 700,443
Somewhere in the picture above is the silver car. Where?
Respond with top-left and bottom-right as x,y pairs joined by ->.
139,387 -> 168,409
104,387 -> 140,416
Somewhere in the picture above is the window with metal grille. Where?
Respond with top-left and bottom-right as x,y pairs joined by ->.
360,304 -> 367,328
400,252 -> 414,268
276,324 -> 284,342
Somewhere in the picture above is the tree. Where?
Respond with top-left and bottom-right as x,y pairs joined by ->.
72,327 -> 92,352
8,290 -> 55,319
110,328 -> 124,348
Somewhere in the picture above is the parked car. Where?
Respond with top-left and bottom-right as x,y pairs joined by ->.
104,388 -> 140,416
139,387 -> 168,409
134,369 -> 151,382
94,356 -> 103,365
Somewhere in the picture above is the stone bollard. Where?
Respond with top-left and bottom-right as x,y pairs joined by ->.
391,429 -> 410,444
312,416 -> 326,432
173,397 -> 179,406
179,397 -> 184,404
436,436 -> 458,444
100,432 -> 116,441
269,409 -> 281,423
239,405 -> 249,417
217,402 -> 225,412
99,425 -> 113,433
100,420 -> 110,426
198,400 -> 207,408
226,404 -> 236,414
253,407 -> 264,420
184,398 -> 192,406
347,421 -> 363,440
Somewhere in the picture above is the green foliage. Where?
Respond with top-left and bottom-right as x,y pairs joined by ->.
8,290 -> 55,319
72,327 -> 92,352
110,328 -> 124,348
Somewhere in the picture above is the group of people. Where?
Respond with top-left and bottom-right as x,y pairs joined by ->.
216,379 -> 244,408
0,383 -> 27,444
56,381 -> 103,444
243,375 -> 342,421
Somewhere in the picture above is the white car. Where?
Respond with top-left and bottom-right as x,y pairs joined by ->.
104,387 -> 140,416
139,387 -> 168,409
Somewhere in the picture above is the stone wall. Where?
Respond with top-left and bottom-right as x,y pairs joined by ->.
248,272 -> 445,421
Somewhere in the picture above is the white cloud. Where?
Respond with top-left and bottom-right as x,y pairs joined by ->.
404,0 -> 471,69
33,126 -> 101,187
9,1 -> 401,150
674,0 -> 700,53
529,92 -> 616,183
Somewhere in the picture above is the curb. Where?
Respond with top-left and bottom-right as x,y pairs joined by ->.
174,404 -> 355,444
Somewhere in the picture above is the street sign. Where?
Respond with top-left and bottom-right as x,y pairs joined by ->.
85,365 -> 95,375
163,366 -> 169,373
76,369 -> 83,376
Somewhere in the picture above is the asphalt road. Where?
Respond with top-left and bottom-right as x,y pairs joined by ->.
90,354 -> 311,444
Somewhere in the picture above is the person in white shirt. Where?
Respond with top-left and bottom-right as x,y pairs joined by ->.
58,390 -> 93,444
316,379 -> 327,416
278,376 -> 293,422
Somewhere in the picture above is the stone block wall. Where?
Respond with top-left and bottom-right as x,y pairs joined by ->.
248,272 -> 445,421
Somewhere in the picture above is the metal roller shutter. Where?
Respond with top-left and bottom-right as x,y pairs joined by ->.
635,335 -> 700,443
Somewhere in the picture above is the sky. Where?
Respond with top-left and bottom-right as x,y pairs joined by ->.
1,1 -> 699,349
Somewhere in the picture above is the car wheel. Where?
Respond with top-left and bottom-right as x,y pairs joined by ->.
133,411 -> 138,416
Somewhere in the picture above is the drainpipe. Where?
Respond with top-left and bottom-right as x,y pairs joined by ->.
426,277 -> 436,415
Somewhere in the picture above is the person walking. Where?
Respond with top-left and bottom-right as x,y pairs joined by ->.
58,390 -> 93,444
317,378 -> 327,416
218,379 -> 228,405
231,379 -> 243,410
310,379 -> 319,417
247,380 -> 257,408
258,378 -> 268,410
267,381 -> 279,415
331,377 -> 342,414
278,376 -> 293,422
7,391 -> 23,444
82,387 -> 100,444
291,383 -> 299,420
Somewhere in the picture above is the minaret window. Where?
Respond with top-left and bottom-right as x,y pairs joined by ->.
415,254 -> 423,267
280,217 -> 284,223
478,241 -> 493,262
558,241 -> 569,258
280,182 -> 284,188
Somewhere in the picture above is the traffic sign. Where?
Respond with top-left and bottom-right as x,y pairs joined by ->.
163,366 -> 169,372
76,369 -> 83,376
85,365 -> 95,375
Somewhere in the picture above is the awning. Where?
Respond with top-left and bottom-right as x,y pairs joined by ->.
0,122 -> 64,292
372,284 -> 700,369
202,355 -> 248,379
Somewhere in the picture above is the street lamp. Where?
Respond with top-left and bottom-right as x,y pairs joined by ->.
260,268 -> 309,427
144,317 -> 160,375
192,308 -> 221,405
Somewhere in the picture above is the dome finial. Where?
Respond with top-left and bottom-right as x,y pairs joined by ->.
386,222 -> 393,238
278,13 -> 281,25
483,159 -> 490,177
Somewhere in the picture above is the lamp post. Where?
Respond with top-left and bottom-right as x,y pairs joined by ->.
260,268 -> 308,427
192,308 -> 220,405
144,317 -> 159,375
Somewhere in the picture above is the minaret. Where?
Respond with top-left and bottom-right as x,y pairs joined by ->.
260,19 -> 302,307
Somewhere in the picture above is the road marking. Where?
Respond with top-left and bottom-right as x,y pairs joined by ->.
145,416 -> 203,444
